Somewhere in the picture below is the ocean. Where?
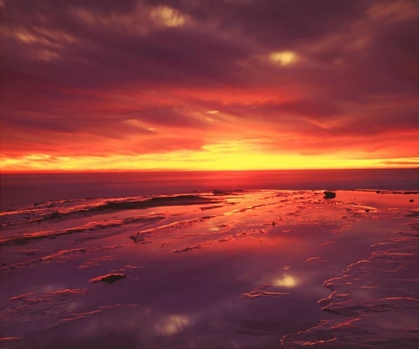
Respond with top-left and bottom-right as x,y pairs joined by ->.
1,168 -> 418,209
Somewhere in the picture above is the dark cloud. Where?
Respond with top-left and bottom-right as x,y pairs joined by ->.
142,0 -> 375,47
3,0 -> 139,19
2,0 -> 248,90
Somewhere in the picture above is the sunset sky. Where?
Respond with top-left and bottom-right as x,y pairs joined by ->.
1,0 -> 418,172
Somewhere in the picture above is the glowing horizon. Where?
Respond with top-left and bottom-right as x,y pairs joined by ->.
1,151 -> 418,174
1,0 -> 418,173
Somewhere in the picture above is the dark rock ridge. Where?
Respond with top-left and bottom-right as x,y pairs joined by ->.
89,273 -> 127,284
100,195 -> 218,211
323,191 -> 336,199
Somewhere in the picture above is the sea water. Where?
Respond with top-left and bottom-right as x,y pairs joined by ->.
1,168 -> 418,209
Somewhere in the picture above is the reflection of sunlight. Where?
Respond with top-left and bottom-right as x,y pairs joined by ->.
273,275 -> 298,287
154,314 -> 190,335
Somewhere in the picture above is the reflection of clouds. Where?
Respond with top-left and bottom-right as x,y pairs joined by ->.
240,274 -> 298,299
273,275 -> 298,288
154,314 -> 191,335
241,284 -> 289,299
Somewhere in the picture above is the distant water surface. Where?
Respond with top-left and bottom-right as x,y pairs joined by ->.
1,168 -> 418,209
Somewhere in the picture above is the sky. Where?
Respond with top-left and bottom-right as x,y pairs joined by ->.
1,0 -> 419,172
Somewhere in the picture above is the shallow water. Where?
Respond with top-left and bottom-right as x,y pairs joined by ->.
0,189 -> 418,348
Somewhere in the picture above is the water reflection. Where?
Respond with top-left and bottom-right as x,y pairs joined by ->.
273,275 -> 298,288
1,190 -> 417,348
154,314 -> 191,336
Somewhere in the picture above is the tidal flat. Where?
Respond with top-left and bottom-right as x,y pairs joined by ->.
0,189 -> 418,348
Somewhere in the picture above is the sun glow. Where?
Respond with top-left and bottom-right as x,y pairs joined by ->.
1,144 -> 417,173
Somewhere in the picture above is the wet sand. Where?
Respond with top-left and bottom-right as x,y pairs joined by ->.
0,190 -> 418,348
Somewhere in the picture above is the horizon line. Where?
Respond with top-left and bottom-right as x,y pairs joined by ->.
1,167 -> 418,176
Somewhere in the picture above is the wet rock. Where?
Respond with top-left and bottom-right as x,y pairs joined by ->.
212,190 -> 231,196
323,191 -> 336,199
89,273 -> 127,284
172,245 -> 203,253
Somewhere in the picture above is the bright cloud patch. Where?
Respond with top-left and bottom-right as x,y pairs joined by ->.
150,6 -> 188,27
269,51 -> 298,66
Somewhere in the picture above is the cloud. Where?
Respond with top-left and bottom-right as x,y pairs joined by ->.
1,0 -> 418,170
